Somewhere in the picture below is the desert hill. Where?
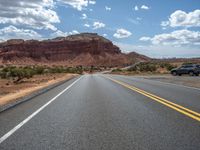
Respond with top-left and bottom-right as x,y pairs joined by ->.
0,33 -> 150,66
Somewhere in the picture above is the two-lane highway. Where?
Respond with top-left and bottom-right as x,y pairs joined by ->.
0,74 -> 199,150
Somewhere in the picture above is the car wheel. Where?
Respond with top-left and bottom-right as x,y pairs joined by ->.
195,73 -> 199,76
178,74 -> 182,76
172,71 -> 177,76
189,71 -> 194,76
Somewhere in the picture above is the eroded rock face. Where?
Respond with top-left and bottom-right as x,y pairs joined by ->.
0,33 -> 147,66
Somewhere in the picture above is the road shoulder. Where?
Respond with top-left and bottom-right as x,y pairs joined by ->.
0,74 -> 78,112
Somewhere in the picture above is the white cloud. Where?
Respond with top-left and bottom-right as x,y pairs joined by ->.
142,29 -> 200,46
115,42 -> 200,58
103,34 -> 107,37
139,36 -> 151,41
51,30 -> 68,37
93,21 -> 105,29
0,25 -> 42,41
134,5 -> 139,11
105,6 -> 111,11
84,23 -> 90,27
113,28 -> 132,39
51,29 -> 79,37
0,0 -> 60,31
136,17 -> 142,20
58,0 -> 96,11
81,13 -> 87,19
69,30 -> 79,35
161,21 -> 169,27
134,5 -> 149,11
141,5 -> 149,10
162,10 -> 200,28
89,0 -> 96,5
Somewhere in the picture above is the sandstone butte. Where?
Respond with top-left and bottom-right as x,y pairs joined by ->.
0,33 -> 150,67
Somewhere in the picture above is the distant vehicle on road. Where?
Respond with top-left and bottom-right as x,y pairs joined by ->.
171,64 -> 200,76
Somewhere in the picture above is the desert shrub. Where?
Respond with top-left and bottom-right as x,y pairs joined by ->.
112,68 -> 122,72
71,67 -> 83,74
0,65 -> 83,82
127,66 -> 137,72
137,63 -> 157,72
127,62 -> 177,73
0,67 -> 35,82
33,66 -> 45,74
165,64 -> 176,71
48,67 -> 64,73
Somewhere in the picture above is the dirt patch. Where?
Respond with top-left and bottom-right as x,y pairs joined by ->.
0,73 -> 77,106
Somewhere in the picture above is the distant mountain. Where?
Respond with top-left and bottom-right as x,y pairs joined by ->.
0,33 -> 150,66
127,51 -> 151,63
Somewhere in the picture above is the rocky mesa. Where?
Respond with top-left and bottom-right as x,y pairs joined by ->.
0,33 -> 150,66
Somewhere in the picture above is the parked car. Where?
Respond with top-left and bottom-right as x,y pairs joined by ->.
171,64 -> 200,76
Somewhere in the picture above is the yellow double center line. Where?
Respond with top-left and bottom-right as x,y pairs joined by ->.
104,76 -> 200,122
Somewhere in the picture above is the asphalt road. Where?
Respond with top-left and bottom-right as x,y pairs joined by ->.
0,74 -> 199,150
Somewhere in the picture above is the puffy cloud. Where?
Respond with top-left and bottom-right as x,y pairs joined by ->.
136,17 -> 142,20
162,10 -> 200,28
105,6 -> 111,11
134,5 -> 149,11
103,34 -> 107,37
84,23 -> 90,27
89,0 -> 96,5
93,21 -> 105,29
57,0 -> 96,11
0,0 -> 60,31
51,29 -> 79,37
51,30 -> 68,37
141,5 -> 149,10
139,36 -> 151,41
115,42 -> 200,58
69,30 -> 79,35
161,21 -> 169,27
81,13 -> 87,19
113,28 -> 132,39
142,29 -> 200,46
0,25 -> 42,41
134,5 -> 139,11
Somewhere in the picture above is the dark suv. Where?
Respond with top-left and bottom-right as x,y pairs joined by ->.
171,64 -> 200,76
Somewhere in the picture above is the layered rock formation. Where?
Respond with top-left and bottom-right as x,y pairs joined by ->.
0,33 -> 149,66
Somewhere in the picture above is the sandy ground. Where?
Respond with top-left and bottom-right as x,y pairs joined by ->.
0,73 -> 77,106
140,74 -> 200,89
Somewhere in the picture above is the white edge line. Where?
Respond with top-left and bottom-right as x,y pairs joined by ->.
0,76 -> 83,144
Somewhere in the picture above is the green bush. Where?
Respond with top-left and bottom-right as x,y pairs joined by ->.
34,66 -> 45,74
136,63 -> 157,72
112,68 -> 122,72
127,66 -> 137,72
127,62 -> 177,73
0,65 -> 83,83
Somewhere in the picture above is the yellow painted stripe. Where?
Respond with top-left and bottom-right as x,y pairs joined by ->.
109,78 -> 200,118
105,76 -> 200,122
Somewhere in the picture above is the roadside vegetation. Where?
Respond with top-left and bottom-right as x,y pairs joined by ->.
112,62 -> 177,75
0,65 -> 83,83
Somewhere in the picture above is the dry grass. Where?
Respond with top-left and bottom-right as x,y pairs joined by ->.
0,73 -> 77,106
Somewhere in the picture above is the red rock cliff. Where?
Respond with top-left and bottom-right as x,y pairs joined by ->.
0,33 -> 147,66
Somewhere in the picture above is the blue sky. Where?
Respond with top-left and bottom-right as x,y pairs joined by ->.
0,0 -> 199,58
